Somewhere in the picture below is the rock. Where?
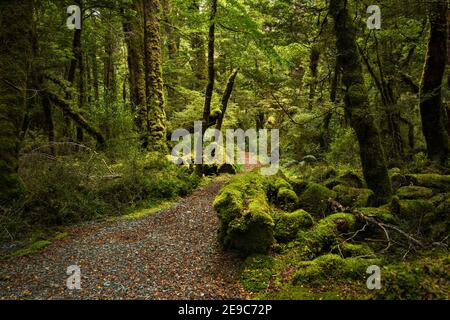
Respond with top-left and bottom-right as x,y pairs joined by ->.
405,174 -> 450,192
273,210 -> 313,243
396,186 -> 434,199
297,183 -> 337,216
332,184 -> 375,208
276,187 -> 298,211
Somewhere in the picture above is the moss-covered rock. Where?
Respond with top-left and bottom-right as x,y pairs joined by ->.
276,187 -> 298,211
390,172 -> 407,191
297,183 -> 337,216
325,171 -> 365,189
396,186 -> 434,200
405,174 -> 450,192
288,177 -> 309,196
274,210 -> 313,243
297,213 -> 356,254
338,243 -> 374,258
332,185 -> 374,208
355,207 -> 397,224
390,197 -> 434,219
292,254 -> 381,284
373,254 -> 450,300
214,173 -> 275,255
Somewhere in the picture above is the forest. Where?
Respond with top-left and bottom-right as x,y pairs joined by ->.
0,0 -> 449,300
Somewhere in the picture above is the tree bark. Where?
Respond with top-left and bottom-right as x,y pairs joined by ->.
189,1 -> 207,90
308,46 -> 320,109
329,0 -> 392,204
419,0 -> 450,164
0,0 -> 34,204
123,1 -> 148,138
216,69 -> 238,131
143,0 -> 167,151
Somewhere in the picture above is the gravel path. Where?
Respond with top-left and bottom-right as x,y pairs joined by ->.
0,179 -> 249,300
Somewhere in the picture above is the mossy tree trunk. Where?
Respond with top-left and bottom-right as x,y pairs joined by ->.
123,1 -> 148,142
329,0 -> 393,205
143,0 -> 167,152
0,0 -> 34,204
419,0 -> 450,164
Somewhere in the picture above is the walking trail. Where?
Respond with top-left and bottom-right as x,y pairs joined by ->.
0,177 -> 251,300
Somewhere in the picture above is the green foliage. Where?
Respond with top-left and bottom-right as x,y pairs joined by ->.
325,128 -> 362,168
240,254 -> 276,292
374,254 -> 450,300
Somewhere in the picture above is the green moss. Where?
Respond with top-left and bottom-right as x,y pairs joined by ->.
240,254 -> 276,292
276,187 -> 298,211
373,254 -> 450,300
406,174 -> 450,192
292,254 -> 380,284
332,185 -> 374,208
297,213 -> 356,254
274,210 -> 313,243
396,186 -> 434,200
10,240 -> 52,257
338,243 -> 374,258
215,173 -> 275,255
288,177 -> 309,196
325,171 -> 365,189
297,183 -> 337,216
355,207 -> 397,224
390,198 -> 434,219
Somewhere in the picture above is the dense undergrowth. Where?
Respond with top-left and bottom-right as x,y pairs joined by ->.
214,160 -> 450,300
0,146 -> 200,243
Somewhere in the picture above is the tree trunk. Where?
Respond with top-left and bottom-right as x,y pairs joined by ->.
189,1 -> 207,90
308,46 -> 320,109
0,0 -> 34,204
329,0 -> 392,205
419,0 -> 450,164
123,1 -> 148,139
143,0 -> 167,151
216,69 -> 238,131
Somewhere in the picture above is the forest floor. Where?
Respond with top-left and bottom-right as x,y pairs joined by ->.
0,177 -> 251,300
